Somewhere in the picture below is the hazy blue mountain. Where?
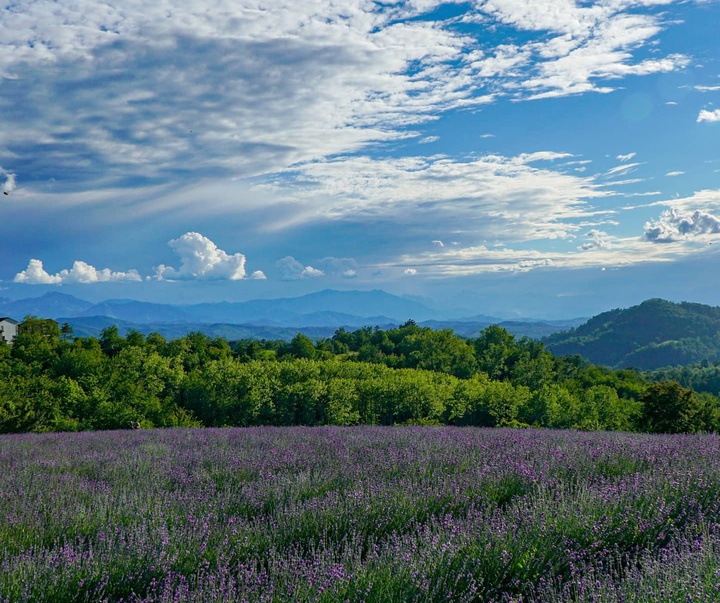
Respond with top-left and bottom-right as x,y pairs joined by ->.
544,298 -> 720,370
79,300 -> 195,323
0,292 -> 93,319
185,289 -> 437,323
58,317 -> 345,341
2,289 -> 437,325
5,289 -> 581,340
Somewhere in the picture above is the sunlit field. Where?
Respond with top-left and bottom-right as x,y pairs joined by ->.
2,427 -> 720,602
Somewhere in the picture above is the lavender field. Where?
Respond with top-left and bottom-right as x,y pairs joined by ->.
2,427 -> 720,602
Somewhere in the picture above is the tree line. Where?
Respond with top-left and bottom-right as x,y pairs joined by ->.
0,317 -> 715,434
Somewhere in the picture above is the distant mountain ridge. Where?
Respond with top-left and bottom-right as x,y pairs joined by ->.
0,290 -> 584,341
544,298 -> 720,370
0,290 -> 436,325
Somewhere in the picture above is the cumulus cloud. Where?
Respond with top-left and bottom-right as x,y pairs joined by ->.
404,268 -> 418,275
13,260 -> 61,285
155,232 -> 252,281
698,110 -> 720,123
275,256 -> 324,280
644,208 -> 720,243
578,229 -> 611,251
14,259 -> 141,284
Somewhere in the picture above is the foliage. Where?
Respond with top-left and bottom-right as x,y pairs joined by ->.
1,316 -> 718,434
641,380 -> 701,434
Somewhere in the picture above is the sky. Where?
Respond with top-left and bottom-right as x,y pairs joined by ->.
1,0 -> 719,318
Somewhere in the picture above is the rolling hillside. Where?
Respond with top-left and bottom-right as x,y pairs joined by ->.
544,298 -> 720,370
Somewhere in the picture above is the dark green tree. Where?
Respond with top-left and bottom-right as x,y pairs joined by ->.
642,381 -> 700,433
289,333 -> 316,359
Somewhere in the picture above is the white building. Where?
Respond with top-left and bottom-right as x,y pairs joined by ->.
0,317 -> 19,344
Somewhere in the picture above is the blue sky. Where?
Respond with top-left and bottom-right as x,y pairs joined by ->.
1,0 -> 719,317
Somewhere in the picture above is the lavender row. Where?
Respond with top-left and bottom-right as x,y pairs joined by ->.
2,427 -> 720,601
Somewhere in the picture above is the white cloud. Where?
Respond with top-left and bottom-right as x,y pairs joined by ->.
418,136 -> 440,144
275,256 -> 325,280
1,170 -> 16,195
698,109 -> 720,123
260,152 -> 610,243
644,208 -> 720,243
516,151 -> 573,164
666,171 -> 684,177
606,162 -> 643,176
616,153 -> 636,162
382,234 -> 673,277
13,260 -> 61,285
513,259 -> 553,272
155,232 -> 251,281
0,1 -> 491,190
14,259 -> 141,284
695,85 -> 720,92
250,270 -> 267,280
432,240 -> 445,248
489,0 -> 691,100
0,0 -> 691,194
404,268 -> 418,275
578,229 -> 611,251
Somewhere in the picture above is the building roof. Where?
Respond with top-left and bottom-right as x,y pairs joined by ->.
0,317 -> 19,324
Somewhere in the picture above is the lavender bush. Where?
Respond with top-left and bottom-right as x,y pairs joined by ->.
2,427 -> 720,602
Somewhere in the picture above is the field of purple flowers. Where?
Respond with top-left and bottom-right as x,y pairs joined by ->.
2,427 -> 720,602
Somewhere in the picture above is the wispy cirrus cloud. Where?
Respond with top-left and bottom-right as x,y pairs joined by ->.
0,0 -> 692,196
606,162 -> 644,176
259,151 -> 610,243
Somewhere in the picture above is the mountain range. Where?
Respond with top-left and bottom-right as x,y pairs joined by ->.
0,291 -> 583,340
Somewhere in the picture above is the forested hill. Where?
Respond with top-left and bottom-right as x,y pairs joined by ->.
2,316 -> 717,435
544,299 -> 720,370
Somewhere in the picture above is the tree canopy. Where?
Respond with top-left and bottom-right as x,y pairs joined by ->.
0,316 -> 715,434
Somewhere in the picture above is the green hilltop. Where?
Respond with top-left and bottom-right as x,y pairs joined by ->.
544,298 -> 720,370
